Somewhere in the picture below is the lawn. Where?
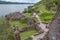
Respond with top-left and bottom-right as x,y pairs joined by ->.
11,18 -> 28,28
20,29 -> 38,40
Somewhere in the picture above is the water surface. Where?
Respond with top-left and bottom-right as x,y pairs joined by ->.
0,4 -> 34,16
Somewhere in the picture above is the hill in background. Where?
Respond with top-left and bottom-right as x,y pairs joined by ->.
0,1 -> 34,4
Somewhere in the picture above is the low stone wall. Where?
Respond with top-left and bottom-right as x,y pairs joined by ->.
25,37 -> 33,40
20,24 -> 36,33
20,23 -> 44,33
27,17 -> 35,25
5,12 -> 25,20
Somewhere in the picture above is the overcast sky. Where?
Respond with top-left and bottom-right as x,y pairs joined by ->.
1,0 -> 41,3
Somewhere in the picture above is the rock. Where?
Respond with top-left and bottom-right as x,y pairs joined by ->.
27,17 -> 35,25
5,12 -> 25,20
41,2 -> 60,40
14,26 -> 21,40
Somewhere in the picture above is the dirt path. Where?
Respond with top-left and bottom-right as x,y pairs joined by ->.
31,13 -> 49,40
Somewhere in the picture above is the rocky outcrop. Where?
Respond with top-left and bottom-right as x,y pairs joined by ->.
5,12 -> 25,20
14,26 -> 21,40
48,2 -> 60,40
41,3 -> 60,40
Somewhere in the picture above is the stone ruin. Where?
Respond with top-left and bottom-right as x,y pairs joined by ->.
6,5 -> 60,40
48,2 -> 60,40
6,11 -> 48,40
40,2 -> 60,40
27,16 -> 36,25
22,3 -> 60,40
5,12 -> 25,20
14,26 -> 21,40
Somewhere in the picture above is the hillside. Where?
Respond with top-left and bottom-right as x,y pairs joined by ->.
0,0 -> 59,40
0,1 -> 34,4
23,0 -> 56,23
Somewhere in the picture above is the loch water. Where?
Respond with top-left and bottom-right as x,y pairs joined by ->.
0,4 -> 34,16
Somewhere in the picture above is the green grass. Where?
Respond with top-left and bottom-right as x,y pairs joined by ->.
24,12 -> 55,23
21,29 -> 37,40
0,17 -> 14,40
38,12 -> 55,22
25,13 -> 31,16
11,18 -> 28,28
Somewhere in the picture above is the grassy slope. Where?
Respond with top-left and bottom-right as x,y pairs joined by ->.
0,1 -> 56,40
38,12 -> 55,22
11,18 -> 28,28
30,1 -> 56,22
21,29 -> 37,40
11,20 -> 28,28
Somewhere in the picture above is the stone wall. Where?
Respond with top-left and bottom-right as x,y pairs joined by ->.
5,12 -> 25,20
41,2 -> 60,40
27,17 -> 36,25
20,24 -> 36,33
25,37 -> 33,40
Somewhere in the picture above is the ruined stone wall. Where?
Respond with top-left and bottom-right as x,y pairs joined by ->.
25,37 -> 33,40
27,17 -> 35,25
19,21 -> 42,33
41,2 -> 60,40
20,24 -> 36,33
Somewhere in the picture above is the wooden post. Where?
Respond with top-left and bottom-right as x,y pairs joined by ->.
14,26 -> 21,40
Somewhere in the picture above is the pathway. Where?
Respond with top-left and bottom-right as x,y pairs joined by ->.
31,13 -> 49,40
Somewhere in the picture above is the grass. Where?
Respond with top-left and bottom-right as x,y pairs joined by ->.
11,18 -> 28,28
38,12 -> 55,22
25,13 -> 31,16
23,12 -> 55,23
21,29 -> 37,40
0,17 -> 14,40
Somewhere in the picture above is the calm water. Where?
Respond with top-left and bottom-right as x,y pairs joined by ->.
0,4 -> 34,16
